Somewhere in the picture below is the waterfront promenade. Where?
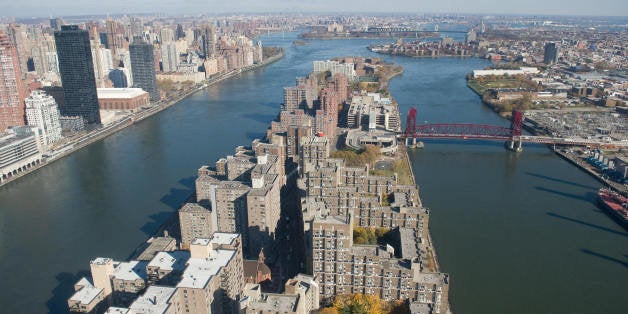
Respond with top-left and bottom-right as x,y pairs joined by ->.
0,50 -> 284,188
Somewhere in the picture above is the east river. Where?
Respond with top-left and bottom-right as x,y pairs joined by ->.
0,32 -> 626,314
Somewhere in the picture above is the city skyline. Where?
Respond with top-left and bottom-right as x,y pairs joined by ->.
1,0 -> 627,18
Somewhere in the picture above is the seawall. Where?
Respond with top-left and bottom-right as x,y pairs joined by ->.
0,50 -> 285,188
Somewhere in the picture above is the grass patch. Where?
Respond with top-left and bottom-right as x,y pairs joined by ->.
369,158 -> 413,185
331,145 -> 380,167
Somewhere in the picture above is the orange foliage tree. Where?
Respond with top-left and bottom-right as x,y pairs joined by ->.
332,294 -> 384,314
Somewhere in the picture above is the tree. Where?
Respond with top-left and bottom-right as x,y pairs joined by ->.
332,294 -> 384,314
381,193 -> 390,206
319,307 -> 339,314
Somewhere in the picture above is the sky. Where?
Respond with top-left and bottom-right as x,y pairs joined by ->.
1,0 -> 627,18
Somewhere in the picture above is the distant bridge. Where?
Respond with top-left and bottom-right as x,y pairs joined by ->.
366,27 -> 468,34
401,108 -> 628,151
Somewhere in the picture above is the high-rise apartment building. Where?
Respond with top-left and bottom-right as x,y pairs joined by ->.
54,25 -> 101,124
129,37 -> 159,101
160,28 -> 178,73
0,30 -> 27,131
544,42 -> 558,65
25,90 -> 62,149
201,25 -> 217,58
179,203 -> 217,249
310,215 -> 449,312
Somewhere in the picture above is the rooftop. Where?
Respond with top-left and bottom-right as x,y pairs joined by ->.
399,228 -> 421,260
148,251 -> 190,271
104,307 -> 131,314
129,286 -> 176,314
136,237 -> 177,261
177,250 -> 235,289
69,281 -> 102,305
90,257 -> 112,266
312,215 -> 348,226
180,203 -> 209,213
112,261 -> 148,282
247,293 -> 300,313
191,238 -> 212,246
211,232 -> 240,245
97,88 -> 148,99
415,272 -> 448,285
409,302 -> 432,314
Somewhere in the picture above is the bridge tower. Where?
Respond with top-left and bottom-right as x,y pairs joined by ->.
405,107 -> 417,146
506,110 -> 524,152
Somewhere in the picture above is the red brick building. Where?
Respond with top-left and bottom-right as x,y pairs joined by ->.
0,30 -> 27,131
97,88 -> 150,111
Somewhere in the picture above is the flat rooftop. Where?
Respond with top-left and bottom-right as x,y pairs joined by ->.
148,251 -> 190,271
90,257 -> 112,265
192,238 -> 212,246
112,261 -> 148,281
177,250 -> 235,289
104,307 -> 131,314
69,282 -> 102,305
211,233 -> 240,245
248,294 -> 299,312
97,88 -> 148,99
136,237 -> 177,261
399,228 -> 420,260
130,286 -> 176,314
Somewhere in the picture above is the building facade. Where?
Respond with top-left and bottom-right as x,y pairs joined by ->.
544,42 -> 558,65
0,127 -> 42,183
0,30 -> 27,131
25,90 -> 63,149
179,203 -> 217,249
54,25 -> 101,124
97,88 -> 150,111
129,37 -> 159,101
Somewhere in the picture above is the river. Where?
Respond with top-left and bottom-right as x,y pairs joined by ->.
0,32 -> 625,313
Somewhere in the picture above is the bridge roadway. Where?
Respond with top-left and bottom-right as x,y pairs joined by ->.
401,132 -> 628,148
516,135 -> 628,148
402,109 -> 628,149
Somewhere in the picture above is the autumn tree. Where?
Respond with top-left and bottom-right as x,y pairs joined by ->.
332,294 -> 384,314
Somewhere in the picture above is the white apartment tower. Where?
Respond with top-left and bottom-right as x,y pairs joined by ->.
25,90 -> 62,149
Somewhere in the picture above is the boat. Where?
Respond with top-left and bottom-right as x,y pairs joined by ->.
597,188 -> 628,230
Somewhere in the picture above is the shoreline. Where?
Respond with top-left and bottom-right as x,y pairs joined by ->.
371,50 -> 481,59
552,148 -> 628,196
0,50 -> 285,188
466,79 -> 628,195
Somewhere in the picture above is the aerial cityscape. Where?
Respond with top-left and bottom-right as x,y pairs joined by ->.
0,1 -> 627,314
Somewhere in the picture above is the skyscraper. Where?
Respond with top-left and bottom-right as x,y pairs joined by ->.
159,28 -> 178,72
0,30 -> 27,131
54,25 -> 101,124
201,25 -> 217,58
129,37 -> 159,101
544,42 -> 558,65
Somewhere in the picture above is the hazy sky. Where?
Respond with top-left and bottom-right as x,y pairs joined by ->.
2,0 -> 626,18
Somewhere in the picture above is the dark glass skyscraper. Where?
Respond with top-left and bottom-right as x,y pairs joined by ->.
544,42 -> 558,65
54,25 -> 101,124
129,37 -> 159,101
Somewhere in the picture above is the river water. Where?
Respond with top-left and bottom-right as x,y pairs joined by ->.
0,32 -> 625,313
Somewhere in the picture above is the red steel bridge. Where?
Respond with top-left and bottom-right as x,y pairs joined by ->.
401,107 -> 628,151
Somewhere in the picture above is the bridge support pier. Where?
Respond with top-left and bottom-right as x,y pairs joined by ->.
505,140 -> 523,152
405,137 -> 417,147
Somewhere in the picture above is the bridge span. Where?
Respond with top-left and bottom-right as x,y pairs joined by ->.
401,107 -> 628,151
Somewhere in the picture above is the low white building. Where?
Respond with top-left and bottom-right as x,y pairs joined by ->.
0,127 -> 43,183
473,67 -> 539,77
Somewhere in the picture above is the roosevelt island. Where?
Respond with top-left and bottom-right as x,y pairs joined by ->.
66,56 -> 450,314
